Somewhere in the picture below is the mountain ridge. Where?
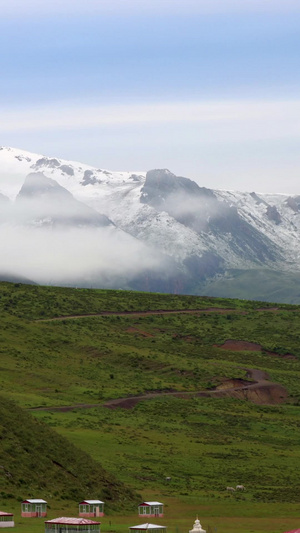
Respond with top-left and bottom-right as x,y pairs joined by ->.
1,146 -> 300,301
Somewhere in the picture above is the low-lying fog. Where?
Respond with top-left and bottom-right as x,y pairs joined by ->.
0,225 -> 171,287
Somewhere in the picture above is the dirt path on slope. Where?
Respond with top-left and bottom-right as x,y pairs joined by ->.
36,306 -> 286,322
28,367 -> 288,412
101,368 -> 287,408
32,308 -> 290,410
37,308 -> 237,321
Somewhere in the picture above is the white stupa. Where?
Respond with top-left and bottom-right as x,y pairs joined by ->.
189,517 -> 206,533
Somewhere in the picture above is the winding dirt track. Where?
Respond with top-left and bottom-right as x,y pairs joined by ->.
31,307 -> 290,410
37,306 -> 283,322
38,307 -> 238,321
28,368 -> 288,412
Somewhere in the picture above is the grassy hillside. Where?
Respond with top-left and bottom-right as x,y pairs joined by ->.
0,395 -> 137,508
0,281 -> 285,320
1,282 -> 300,532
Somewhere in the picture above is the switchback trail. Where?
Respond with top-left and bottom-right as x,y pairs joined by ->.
32,308 -> 288,410
28,368 -> 288,412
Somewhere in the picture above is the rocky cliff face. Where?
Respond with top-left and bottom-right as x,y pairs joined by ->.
141,169 -> 280,265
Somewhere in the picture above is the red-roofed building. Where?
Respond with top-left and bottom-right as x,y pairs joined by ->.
0,511 -> 14,528
21,499 -> 47,518
79,501 -> 104,518
138,502 -> 164,518
283,530 -> 300,533
45,517 -> 100,533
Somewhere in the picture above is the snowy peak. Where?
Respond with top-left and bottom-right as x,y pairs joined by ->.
17,172 -> 73,200
14,172 -> 113,228
0,146 -> 145,202
141,168 -> 212,205
1,145 -> 300,300
140,168 -> 280,266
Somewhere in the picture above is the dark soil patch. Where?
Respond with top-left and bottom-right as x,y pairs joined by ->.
82,346 -> 106,358
215,339 -> 297,360
263,351 -> 297,360
126,327 -> 154,337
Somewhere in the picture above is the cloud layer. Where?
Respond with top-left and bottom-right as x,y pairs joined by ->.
0,225 -> 169,286
1,0 -> 299,195
2,99 -> 299,141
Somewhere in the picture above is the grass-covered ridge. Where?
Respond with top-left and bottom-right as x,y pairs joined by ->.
0,395 -> 137,508
1,282 -> 300,406
0,281 -> 288,320
1,282 -> 300,532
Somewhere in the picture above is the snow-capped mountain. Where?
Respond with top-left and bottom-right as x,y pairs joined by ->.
1,146 -> 300,301
15,172 -> 112,228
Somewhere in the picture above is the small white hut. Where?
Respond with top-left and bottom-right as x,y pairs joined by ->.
0,511 -> 14,528
21,499 -> 47,518
138,502 -> 164,518
78,500 -> 104,518
189,517 -> 206,533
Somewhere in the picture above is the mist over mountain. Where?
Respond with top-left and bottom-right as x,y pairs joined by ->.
15,172 -> 112,228
0,146 -> 300,302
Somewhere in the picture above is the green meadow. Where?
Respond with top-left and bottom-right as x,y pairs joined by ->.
0,282 -> 300,533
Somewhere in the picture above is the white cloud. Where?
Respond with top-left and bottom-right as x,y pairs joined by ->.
1,98 -> 300,195
0,225 -> 169,286
1,99 -> 300,144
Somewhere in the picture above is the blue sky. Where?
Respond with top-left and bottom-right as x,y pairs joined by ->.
1,0 -> 300,192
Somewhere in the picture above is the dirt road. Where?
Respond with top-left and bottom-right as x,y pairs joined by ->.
28,367 -> 287,412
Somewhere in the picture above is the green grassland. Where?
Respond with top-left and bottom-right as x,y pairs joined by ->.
0,282 -> 300,532
0,396 -> 137,508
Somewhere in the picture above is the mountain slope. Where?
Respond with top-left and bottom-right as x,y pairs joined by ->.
0,395 -> 137,507
1,282 -> 300,512
15,172 -> 112,228
1,146 -> 300,301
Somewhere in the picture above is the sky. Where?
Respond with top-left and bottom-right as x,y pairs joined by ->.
1,0 -> 300,193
